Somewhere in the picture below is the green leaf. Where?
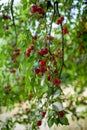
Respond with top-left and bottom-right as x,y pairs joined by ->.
53,89 -> 61,99
53,102 -> 63,112
59,117 -> 69,125
48,118 -> 54,128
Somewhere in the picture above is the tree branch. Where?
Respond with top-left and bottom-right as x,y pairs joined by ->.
11,0 -> 17,45
48,13 -> 54,55
54,2 -> 65,78
59,22 -> 65,78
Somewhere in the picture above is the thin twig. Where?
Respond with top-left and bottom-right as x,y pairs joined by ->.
54,1 -> 65,78
48,13 -> 54,36
11,0 -> 17,45
59,22 -> 65,78
48,13 -> 54,55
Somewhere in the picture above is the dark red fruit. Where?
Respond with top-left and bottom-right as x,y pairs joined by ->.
58,111 -> 64,118
60,16 -> 64,22
29,45 -> 34,51
39,60 -> 46,67
54,69 -> 58,74
56,16 -> 64,25
2,14 -> 11,20
35,68 -> 40,74
39,48 -> 48,56
45,36 -> 49,40
11,54 -> 17,59
11,49 -> 20,61
45,36 -> 54,41
5,85 -> 11,92
78,45 -> 83,54
43,48 -> 48,54
62,26 -> 68,35
39,50 -> 44,56
40,67 -> 46,74
4,26 -> 9,30
34,35 -> 37,40
50,54 -> 56,60
10,69 -> 16,73
37,7 -> 44,14
25,46 -> 34,57
42,111 -> 46,117
14,49 -> 20,52
26,47 -> 30,52
15,52 -> 20,56
47,74 -> 51,81
30,5 -> 37,13
52,78 -> 62,85
26,49 -> 30,57
37,120 -> 42,126
56,19 -> 61,25
53,61 -> 57,65
28,93 -> 33,99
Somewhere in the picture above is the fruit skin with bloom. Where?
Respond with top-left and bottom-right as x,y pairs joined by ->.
37,120 -> 42,126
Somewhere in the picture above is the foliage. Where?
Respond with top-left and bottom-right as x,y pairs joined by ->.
0,0 -> 87,129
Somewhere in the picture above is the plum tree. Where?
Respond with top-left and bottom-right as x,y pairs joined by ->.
0,0 -> 87,130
